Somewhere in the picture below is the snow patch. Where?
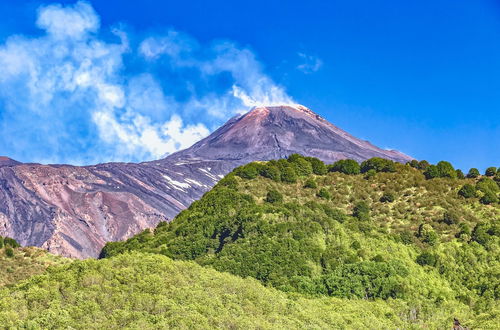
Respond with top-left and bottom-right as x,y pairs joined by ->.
162,175 -> 190,190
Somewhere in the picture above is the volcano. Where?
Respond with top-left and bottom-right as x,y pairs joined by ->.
0,105 -> 411,258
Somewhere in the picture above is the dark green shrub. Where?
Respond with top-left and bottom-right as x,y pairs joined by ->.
364,169 -> 377,179
442,210 -> 461,225
467,168 -> 480,178
471,223 -> 490,246
407,160 -> 419,168
476,178 -> 499,194
455,169 -> 465,179
303,178 -> 317,189
485,167 -> 497,177
266,190 -> 283,203
330,159 -> 360,175
281,167 -> 298,183
291,158 -> 313,177
480,190 -> 498,205
235,164 -> 259,179
5,247 -> 14,258
380,192 -> 395,203
317,188 -> 331,200
323,207 -> 348,223
424,165 -> 439,179
458,184 -> 476,198
436,161 -> 457,178
353,201 -> 370,221
418,224 -> 438,246
260,164 -> 281,182
399,231 -> 414,245
360,158 -> 396,173
306,157 -> 327,175
3,237 -> 20,248
417,160 -> 430,170
0,236 -> 3,249
416,252 -> 437,266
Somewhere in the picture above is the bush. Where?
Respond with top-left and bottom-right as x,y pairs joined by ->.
236,164 -> 260,179
266,190 -> 283,203
360,158 -> 396,173
380,192 -> 396,203
303,178 -> 317,189
317,188 -> 332,200
485,167 -> 497,177
442,211 -> 461,225
480,190 -> 498,205
476,177 -> 499,194
353,201 -> 370,221
260,164 -> 281,182
0,237 -> 3,249
418,224 -> 438,246
467,168 -> 480,178
5,247 -> 14,258
458,184 -> 476,198
306,157 -> 327,175
416,252 -> 437,266
455,169 -> 465,179
281,167 -> 298,183
471,223 -> 490,246
330,159 -> 360,175
407,160 -> 419,168
3,237 -> 20,248
417,160 -> 430,170
425,161 -> 457,179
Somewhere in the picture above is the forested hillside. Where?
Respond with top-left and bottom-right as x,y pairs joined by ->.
101,155 -> 500,328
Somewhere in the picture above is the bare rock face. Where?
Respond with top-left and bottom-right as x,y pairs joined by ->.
0,105 -> 411,258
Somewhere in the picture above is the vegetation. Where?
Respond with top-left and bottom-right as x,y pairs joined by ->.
101,155 -> 499,328
0,253 -> 419,329
1,156 -> 498,328
0,245 -> 69,287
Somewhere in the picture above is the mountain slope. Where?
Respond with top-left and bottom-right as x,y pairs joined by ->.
0,105 -> 411,258
101,155 -> 499,327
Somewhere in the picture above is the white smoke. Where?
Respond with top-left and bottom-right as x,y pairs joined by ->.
0,1 -> 293,164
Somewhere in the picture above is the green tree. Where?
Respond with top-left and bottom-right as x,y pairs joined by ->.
418,224 -> 438,246
353,201 -> 370,221
317,188 -> 332,200
380,192 -> 396,203
467,168 -> 480,178
306,157 -> 327,175
485,167 -> 497,177
455,169 -> 465,179
360,158 -> 396,173
480,190 -> 498,205
330,159 -> 360,175
260,164 -> 281,182
417,160 -> 430,170
266,190 -> 283,203
407,160 -> 419,168
5,247 -> 14,258
289,155 -> 313,177
436,161 -> 457,178
416,252 -> 438,266
281,167 -> 298,183
458,184 -> 476,198
424,165 -> 439,179
303,178 -> 317,189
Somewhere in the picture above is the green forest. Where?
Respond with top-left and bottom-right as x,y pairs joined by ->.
1,156 -> 499,329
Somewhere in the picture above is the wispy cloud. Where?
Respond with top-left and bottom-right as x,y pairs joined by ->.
0,1 -> 293,164
297,52 -> 323,74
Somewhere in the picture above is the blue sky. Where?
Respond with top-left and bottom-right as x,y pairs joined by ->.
0,1 -> 498,170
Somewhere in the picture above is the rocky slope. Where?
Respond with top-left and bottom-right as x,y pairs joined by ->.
0,105 -> 411,258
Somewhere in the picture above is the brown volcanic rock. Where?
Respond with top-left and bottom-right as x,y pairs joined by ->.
0,105 -> 411,258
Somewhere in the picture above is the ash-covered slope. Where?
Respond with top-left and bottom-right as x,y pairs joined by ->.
0,105 -> 411,258
168,105 -> 411,164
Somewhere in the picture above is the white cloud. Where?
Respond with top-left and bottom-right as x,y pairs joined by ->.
0,2 -> 293,164
36,1 -> 99,39
297,52 -> 323,74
